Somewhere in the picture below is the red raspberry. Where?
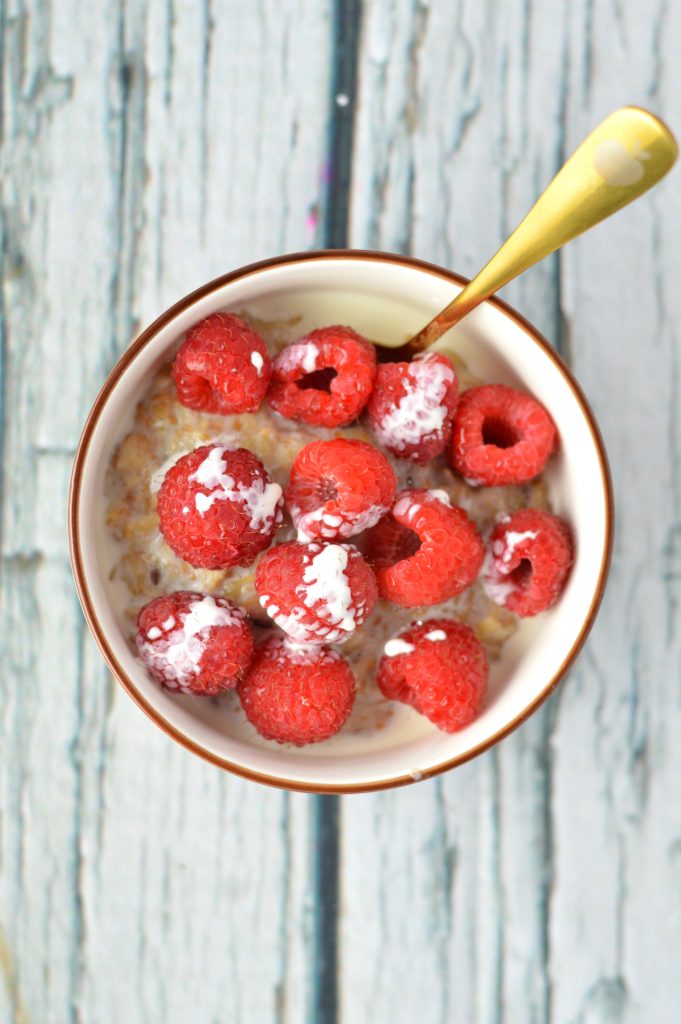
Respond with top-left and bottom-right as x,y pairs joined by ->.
450,384 -> 556,486
482,508 -> 573,616
268,325 -> 376,427
378,619 -> 488,732
255,540 -> 377,644
172,312 -> 271,415
285,438 -> 397,542
157,444 -> 283,569
367,352 -> 458,463
366,489 -> 484,607
238,636 -> 355,745
136,591 -> 254,695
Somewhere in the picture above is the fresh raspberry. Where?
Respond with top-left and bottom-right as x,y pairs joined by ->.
450,384 -> 556,486
157,444 -> 283,569
482,508 -> 573,616
367,351 -> 458,463
377,619 -> 488,732
268,325 -> 376,427
136,591 -> 254,695
366,489 -> 484,607
255,540 -> 377,644
172,312 -> 271,415
285,438 -> 397,542
238,636 -> 355,745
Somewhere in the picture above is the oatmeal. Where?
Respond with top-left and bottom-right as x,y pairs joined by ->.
104,321 -> 551,740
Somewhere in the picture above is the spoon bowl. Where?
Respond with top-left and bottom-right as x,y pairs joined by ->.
405,106 -> 677,356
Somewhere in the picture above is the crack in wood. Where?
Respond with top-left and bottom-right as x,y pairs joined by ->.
311,3 -> 362,1023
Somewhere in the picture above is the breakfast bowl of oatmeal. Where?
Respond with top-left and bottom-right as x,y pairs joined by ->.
68,251 -> 612,792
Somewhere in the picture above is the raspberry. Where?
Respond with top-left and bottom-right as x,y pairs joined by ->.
157,444 -> 283,569
255,540 -> 377,644
378,619 -> 488,732
450,384 -> 556,486
238,636 -> 355,745
285,438 -> 397,542
268,325 -> 376,427
366,489 -> 484,607
367,351 -> 458,463
172,312 -> 271,415
482,508 -> 573,616
136,591 -> 254,695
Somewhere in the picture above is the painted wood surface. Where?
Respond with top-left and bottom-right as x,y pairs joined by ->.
0,3 -> 333,1022
1,1 -> 680,1023
341,2 -> 681,1023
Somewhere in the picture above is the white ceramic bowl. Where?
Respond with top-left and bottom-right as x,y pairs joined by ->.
69,251 -> 612,793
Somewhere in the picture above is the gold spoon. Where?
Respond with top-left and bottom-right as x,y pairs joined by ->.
399,106 -> 677,358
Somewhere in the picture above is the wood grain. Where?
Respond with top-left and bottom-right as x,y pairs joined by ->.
551,2 -> 681,1020
0,2 -> 332,1022
340,2 -> 681,1022
2,1 -> 681,1021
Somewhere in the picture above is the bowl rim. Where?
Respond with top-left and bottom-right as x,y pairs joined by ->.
68,248 -> 614,794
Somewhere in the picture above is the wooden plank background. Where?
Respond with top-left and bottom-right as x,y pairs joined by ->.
1,1 -> 679,1022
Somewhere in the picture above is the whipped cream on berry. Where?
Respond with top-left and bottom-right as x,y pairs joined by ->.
277,638 -> 329,664
392,494 -> 414,519
427,488 -> 452,507
138,595 -> 239,690
481,528 -> 538,604
256,539 -> 377,646
480,546 -> 513,599
258,597 -> 312,644
372,353 -> 454,454
150,435 -> 239,495
295,503 -> 384,543
392,487 -> 451,526
275,340 -> 319,374
493,529 -> 538,566
299,544 -> 355,634
295,506 -> 343,542
383,638 -> 415,657
190,446 -> 282,531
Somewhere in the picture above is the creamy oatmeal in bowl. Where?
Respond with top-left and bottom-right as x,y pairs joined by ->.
69,251 -> 612,792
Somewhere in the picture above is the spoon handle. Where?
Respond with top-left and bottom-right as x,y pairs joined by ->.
408,106 -> 677,353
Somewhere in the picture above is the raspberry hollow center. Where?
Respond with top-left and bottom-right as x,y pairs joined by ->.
398,528 -> 421,561
509,557 -> 533,589
482,416 -> 519,449
298,367 -> 338,392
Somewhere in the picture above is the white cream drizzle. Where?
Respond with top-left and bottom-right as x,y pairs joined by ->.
383,638 -> 415,657
373,353 -> 454,452
139,595 -> 241,690
427,489 -> 452,507
299,545 -> 355,633
481,526 -> 538,605
259,595 -> 313,644
495,530 -> 538,569
190,446 -> 282,532
295,503 -> 384,542
275,340 -> 319,375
